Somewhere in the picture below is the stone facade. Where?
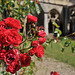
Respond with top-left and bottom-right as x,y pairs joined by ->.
37,0 -> 75,35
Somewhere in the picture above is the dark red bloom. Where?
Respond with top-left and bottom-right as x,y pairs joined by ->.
4,17 -> 22,29
29,47 -> 36,56
35,45 -> 44,58
27,15 -> 37,23
38,30 -> 46,37
39,37 -> 46,44
31,40 -> 39,47
4,49 -> 19,65
6,61 -> 20,74
0,21 -> 7,28
19,53 -> 31,67
3,29 -> 22,46
0,49 -> 6,60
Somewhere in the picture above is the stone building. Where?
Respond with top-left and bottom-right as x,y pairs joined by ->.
37,0 -> 75,35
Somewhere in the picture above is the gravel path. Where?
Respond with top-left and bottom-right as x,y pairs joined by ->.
32,56 -> 75,75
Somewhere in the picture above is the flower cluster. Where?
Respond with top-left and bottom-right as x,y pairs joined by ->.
0,17 -> 22,47
0,16 -> 46,74
29,30 -> 46,58
0,17 -> 23,74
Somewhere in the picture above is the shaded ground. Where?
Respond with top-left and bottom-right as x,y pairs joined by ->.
32,56 -> 75,75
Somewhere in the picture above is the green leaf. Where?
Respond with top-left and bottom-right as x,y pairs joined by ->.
71,46 -> 75,53
35,3 -> 41,14
1,71 -> 10,75
1,9 -> 4,13
54,28 -> 62,38
64,41 -> 71,47
52,21 -> 59,28
61,47 -> 65,52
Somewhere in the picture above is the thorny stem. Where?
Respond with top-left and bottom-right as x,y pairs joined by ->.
20,27 -> 36,45
19,46 -> 31,51
65,32 -> 75,37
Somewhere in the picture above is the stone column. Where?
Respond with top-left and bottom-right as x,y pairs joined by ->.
64,6 -> 68,34
44,13 -> 48,35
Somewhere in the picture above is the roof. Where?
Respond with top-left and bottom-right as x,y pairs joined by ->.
38,0 -> 75,6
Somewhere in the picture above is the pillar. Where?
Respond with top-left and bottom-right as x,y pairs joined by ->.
44,13 -> 48,35
64,5 -> 68,34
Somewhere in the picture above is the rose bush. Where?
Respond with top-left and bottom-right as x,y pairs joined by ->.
0,16 -> 46,74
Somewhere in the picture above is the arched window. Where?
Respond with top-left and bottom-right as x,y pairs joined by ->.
48,9 -> 60,33
69,10 -> 75,33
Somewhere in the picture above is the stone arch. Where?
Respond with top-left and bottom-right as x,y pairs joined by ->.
48,9 -> 60,33
69,10 -> 75,33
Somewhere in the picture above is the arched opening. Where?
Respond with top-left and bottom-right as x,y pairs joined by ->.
48,20 -> 54,33
69,10 -> 75,33
48,9 -> 60,33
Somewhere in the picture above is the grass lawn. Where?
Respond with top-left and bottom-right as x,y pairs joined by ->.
45,39 -> 75,68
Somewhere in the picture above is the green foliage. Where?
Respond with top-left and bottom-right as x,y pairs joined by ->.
0,0 -> 41,24
61,47 -> 65,52
54,28 -> 62,38
45,39 -> 75,67
1,71 -> 10,75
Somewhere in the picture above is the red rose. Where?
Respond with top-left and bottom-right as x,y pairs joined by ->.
50,71 -> 60,75
35,45 -> 44,58
3,29 -> 22,46
4,17 -> 22,29
31,40 -> 39,47
19,53 -> 31,67
27,15 -> 37,23
0,21 -> 7,28
38,30 -> 46,37
54,72 -> 60,75
29,47 -> 36,56
0,49 -> 6,60
39,37 -> 46,44
4,49 -> 19,65
51,71 -> 54,75
6,61 -> 20,74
